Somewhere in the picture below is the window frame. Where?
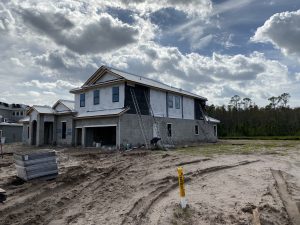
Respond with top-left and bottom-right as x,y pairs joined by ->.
213,125 -> 217,137
167,123 -> 172,137
168,95 -> 173,108
175,96 -> 181,109
93,89 -> 100,105
80,93 -> 85,107
62,121 -> 67,139
195,125 -> 199,135
112,86 -> 119,102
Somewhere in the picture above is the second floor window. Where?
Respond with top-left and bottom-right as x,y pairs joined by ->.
112,86 -> 119,102
168,95 -> 173,108
175,96 -> 181,109
80,93 -> 85,107
94,90 -> 100,105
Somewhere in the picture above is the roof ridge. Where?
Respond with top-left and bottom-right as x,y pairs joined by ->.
107,66 -> 178,88
60,99 -> 74,102
107,66 -> 206,99
33,105 -> 52,108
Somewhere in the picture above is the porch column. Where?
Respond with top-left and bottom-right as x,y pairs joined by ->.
81,127 -> 86,148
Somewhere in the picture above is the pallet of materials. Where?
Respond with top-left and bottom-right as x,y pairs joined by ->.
0,188 -> 6,203
14,149 -> 58,181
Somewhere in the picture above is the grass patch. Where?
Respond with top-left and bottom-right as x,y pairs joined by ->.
175,140 -> 300,156
220,136 -> 300,140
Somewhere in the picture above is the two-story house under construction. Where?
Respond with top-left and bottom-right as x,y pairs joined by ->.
22,66 -> 220,148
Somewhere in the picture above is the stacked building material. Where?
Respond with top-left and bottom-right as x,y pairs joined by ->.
0,188 -> 6,203
14,149 -> 58,181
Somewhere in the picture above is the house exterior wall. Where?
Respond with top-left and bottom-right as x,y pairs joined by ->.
183,96 -> 194,119
0,107 -> 26,123
0,125 -> 23,143
55,104 -> 69,112
96,72 -> 118,83
119,114 -> 217,147
74,83 -> 125,114
56,115 -> 73,146
0,108 -> 12,121
22,123 -> 30,144
75,116 -> 120,147
167,93 -> 183,119
149,89 -> 195,119
150,89 -> 166,117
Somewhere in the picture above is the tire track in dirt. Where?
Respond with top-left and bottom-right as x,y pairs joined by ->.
0,162 -> 130,225
121,160 -> 260,225
43,163 -> 133,225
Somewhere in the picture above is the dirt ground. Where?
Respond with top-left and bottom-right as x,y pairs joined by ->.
0,140 -> 300,225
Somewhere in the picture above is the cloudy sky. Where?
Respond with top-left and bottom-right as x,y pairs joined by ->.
1,0 -> 300,107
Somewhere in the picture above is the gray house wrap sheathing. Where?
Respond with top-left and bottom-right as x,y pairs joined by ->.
22,65 -> 220,148
0,122 -> 23,143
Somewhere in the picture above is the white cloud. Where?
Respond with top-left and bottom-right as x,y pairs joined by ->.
23,80 -> 80,90
252,10 -> 300,59
0,0 -> 299,107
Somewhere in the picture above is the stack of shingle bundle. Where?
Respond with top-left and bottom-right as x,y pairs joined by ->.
14,149 -> 58,181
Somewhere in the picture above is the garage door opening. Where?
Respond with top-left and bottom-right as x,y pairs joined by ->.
86,126 -> 116,147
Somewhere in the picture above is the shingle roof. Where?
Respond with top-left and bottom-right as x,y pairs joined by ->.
108,67 -> 207,100
19,116 -> 30,123
29,105 -> 55,114
75,108 -> 128,119
0,122 -> 22,127
205,116 -> 220,123
52,99 -> 75,112
60,100 -> 75,111
71,66 -> 207,100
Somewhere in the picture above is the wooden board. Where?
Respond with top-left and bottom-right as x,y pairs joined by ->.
0,188 -> 6,193
271,169 -> 300,225
252,208 -> 261,225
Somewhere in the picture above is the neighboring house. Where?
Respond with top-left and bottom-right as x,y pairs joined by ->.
22,66 -> 220,148
0,102 -> 28,143
0,122 -> 23,143
0,102 -> 28,123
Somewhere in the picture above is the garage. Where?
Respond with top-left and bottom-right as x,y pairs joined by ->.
85,125 -> 116,147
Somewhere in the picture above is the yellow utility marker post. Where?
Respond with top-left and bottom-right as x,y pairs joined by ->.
177,167 -> 187,208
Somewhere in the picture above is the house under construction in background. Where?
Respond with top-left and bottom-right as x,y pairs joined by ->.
0,102 -> 28,143
22,66 -> 220,148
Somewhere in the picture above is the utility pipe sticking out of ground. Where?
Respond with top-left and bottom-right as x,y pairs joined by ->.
177,166 -> 187,208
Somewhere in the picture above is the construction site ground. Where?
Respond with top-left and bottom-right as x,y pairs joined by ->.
0,140 -> 300,225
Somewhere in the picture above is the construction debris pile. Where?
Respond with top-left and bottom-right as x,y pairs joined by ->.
14,149 -> 58,181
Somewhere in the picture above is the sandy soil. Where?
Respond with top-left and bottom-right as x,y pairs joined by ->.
0,140 -> 299,225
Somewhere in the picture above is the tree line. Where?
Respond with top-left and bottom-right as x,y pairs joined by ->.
206,93 -> 300,137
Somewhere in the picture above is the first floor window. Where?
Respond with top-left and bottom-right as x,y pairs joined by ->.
213,125 -> 217,137
112,86 -> 119,102
80,93 -> 85,107
27,127 -> 29,139
62,122 -> 66,139
195,125 -> 199,135
12,112 -> 15,116
94,90 -> 100,105
167,123 -> 172,137
0,130 -> 2,138
175,96 -> 181,109
168,94 -> 173,108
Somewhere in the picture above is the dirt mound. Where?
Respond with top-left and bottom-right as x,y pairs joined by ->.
0,142 -> 299,225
